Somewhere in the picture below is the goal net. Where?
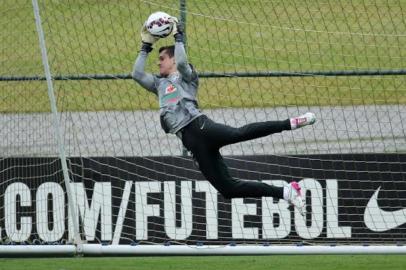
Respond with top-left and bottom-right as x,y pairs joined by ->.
0,0 -> 405,254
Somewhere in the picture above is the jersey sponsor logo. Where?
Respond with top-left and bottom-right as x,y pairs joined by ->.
165,84 -> 176,94
161,84 -> 180,105
364,186 -> 406,232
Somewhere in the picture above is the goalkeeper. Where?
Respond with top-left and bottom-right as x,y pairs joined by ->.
132,17 -> 316,215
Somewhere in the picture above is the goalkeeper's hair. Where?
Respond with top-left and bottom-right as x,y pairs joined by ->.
159,45 -> 195,71
159,45 -> 175,58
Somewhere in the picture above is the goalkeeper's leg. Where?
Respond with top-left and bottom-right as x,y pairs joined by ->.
193,147 -> 283,198
195,112 -> 316,148
190,146 -> 305,215
180,114 -> 311,214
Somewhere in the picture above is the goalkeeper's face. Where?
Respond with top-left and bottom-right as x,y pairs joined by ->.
158,50 -> 176,77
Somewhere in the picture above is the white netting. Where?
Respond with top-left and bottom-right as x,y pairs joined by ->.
0,0 -> 405,250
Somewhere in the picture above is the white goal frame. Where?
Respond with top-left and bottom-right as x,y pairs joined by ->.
0,0 -> 404,256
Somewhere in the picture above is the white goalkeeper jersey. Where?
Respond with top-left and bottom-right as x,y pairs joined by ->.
132,42 -> 202,134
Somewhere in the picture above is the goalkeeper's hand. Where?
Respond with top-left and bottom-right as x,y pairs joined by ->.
140,23 -> 159,52
168,16 -> 184,42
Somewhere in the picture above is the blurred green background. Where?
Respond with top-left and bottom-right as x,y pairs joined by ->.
1,0 -> 405,112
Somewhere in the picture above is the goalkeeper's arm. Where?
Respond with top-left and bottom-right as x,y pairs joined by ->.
171,19 -> 196,82
132,25 -> 159,94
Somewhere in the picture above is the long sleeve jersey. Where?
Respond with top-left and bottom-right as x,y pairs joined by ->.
132,42 -> 202,134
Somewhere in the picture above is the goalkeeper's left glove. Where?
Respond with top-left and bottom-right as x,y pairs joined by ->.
169,16 -> 184,42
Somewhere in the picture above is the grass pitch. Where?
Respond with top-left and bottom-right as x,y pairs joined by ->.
0,255 -> 405,270
1,0 -> 405,113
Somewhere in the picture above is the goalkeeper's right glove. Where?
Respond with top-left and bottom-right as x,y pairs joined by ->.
140,23 -> 159,52
169,17 -> 184,42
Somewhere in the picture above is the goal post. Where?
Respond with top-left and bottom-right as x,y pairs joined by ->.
0,0 -> 405,255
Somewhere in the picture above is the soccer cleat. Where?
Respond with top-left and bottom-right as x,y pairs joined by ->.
285,181 -> 305,216
290,112 -> 316,130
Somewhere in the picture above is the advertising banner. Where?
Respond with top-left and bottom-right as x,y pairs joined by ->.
0,154 -> 405,245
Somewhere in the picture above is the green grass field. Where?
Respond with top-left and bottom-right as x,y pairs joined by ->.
0,255 -> 405,270
1,0 -> 405,112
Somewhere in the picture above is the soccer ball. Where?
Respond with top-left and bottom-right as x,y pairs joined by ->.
146,11 -> 173,38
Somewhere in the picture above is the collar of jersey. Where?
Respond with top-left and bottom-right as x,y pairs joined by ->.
167,71 -> 179,82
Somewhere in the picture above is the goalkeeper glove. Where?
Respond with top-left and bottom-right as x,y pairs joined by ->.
169,17 -> 184,42
140,23 -> 159,52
